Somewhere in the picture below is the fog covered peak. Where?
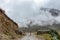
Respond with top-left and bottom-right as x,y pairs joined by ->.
26,8 -> 60,27
40,8 -> 60,16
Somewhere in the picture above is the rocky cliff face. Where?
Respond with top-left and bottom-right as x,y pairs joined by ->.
0,9 -> 20,40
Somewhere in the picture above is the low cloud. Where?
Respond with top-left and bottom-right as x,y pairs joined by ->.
0,0 -> 60,27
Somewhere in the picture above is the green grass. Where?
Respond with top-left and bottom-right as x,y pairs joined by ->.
36,34 -> 52,40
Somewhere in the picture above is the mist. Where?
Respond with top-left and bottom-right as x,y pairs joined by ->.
0,0 -> 60,27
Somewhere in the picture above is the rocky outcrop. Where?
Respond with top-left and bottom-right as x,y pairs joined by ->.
0,8 -> 20,40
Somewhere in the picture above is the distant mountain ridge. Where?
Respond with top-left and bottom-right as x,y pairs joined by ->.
27,8 -> 60,26
0,8 -> 20,40
21,8 -> 60,32
40,8 -> 60,17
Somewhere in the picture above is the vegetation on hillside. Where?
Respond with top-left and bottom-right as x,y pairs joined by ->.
36,29 -> 60,40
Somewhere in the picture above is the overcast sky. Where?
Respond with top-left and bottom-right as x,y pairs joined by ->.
0,0 -> 60,27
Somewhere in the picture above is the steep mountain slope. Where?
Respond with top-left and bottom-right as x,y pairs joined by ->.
0,8 -> 20,40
